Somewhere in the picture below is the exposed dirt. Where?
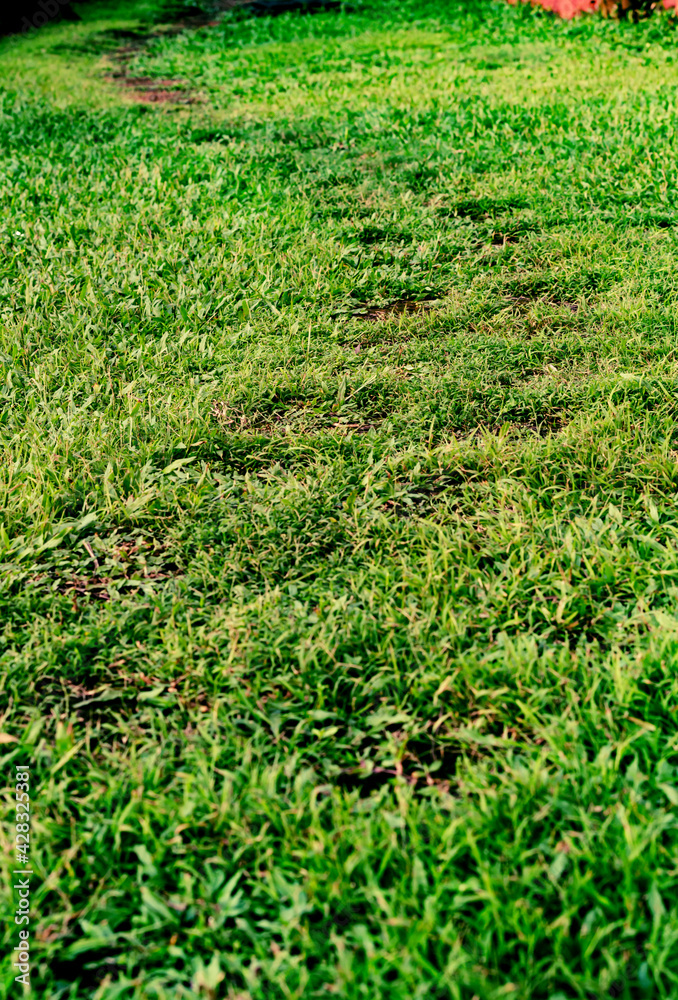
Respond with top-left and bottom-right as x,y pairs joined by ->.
102,12 -> 219,104
102,0 -> 341,104
491,230 -> 523,246
351,298 -> 440,322
29,536 -> 181,606
105,70 -> 198,103
218,0 -> 341,11
210,401 -> 382,438
511,295 -> 580,313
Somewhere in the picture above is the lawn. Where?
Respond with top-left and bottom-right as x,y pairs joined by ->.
2,0 -> 678,997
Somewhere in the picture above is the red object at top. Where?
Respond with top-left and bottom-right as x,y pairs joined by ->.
511,0 -> 675,17
537,0 -> 597,14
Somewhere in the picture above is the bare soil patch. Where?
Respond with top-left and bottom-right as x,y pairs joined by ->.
106,71 -> 196,103
350,298 -> 442,322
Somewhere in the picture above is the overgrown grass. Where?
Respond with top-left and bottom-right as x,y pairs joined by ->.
2,1 -> 678,997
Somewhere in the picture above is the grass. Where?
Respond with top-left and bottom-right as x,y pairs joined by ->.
2,0 -> 678,997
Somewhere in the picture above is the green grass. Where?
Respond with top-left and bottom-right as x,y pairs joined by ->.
3,0 -> 678,997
